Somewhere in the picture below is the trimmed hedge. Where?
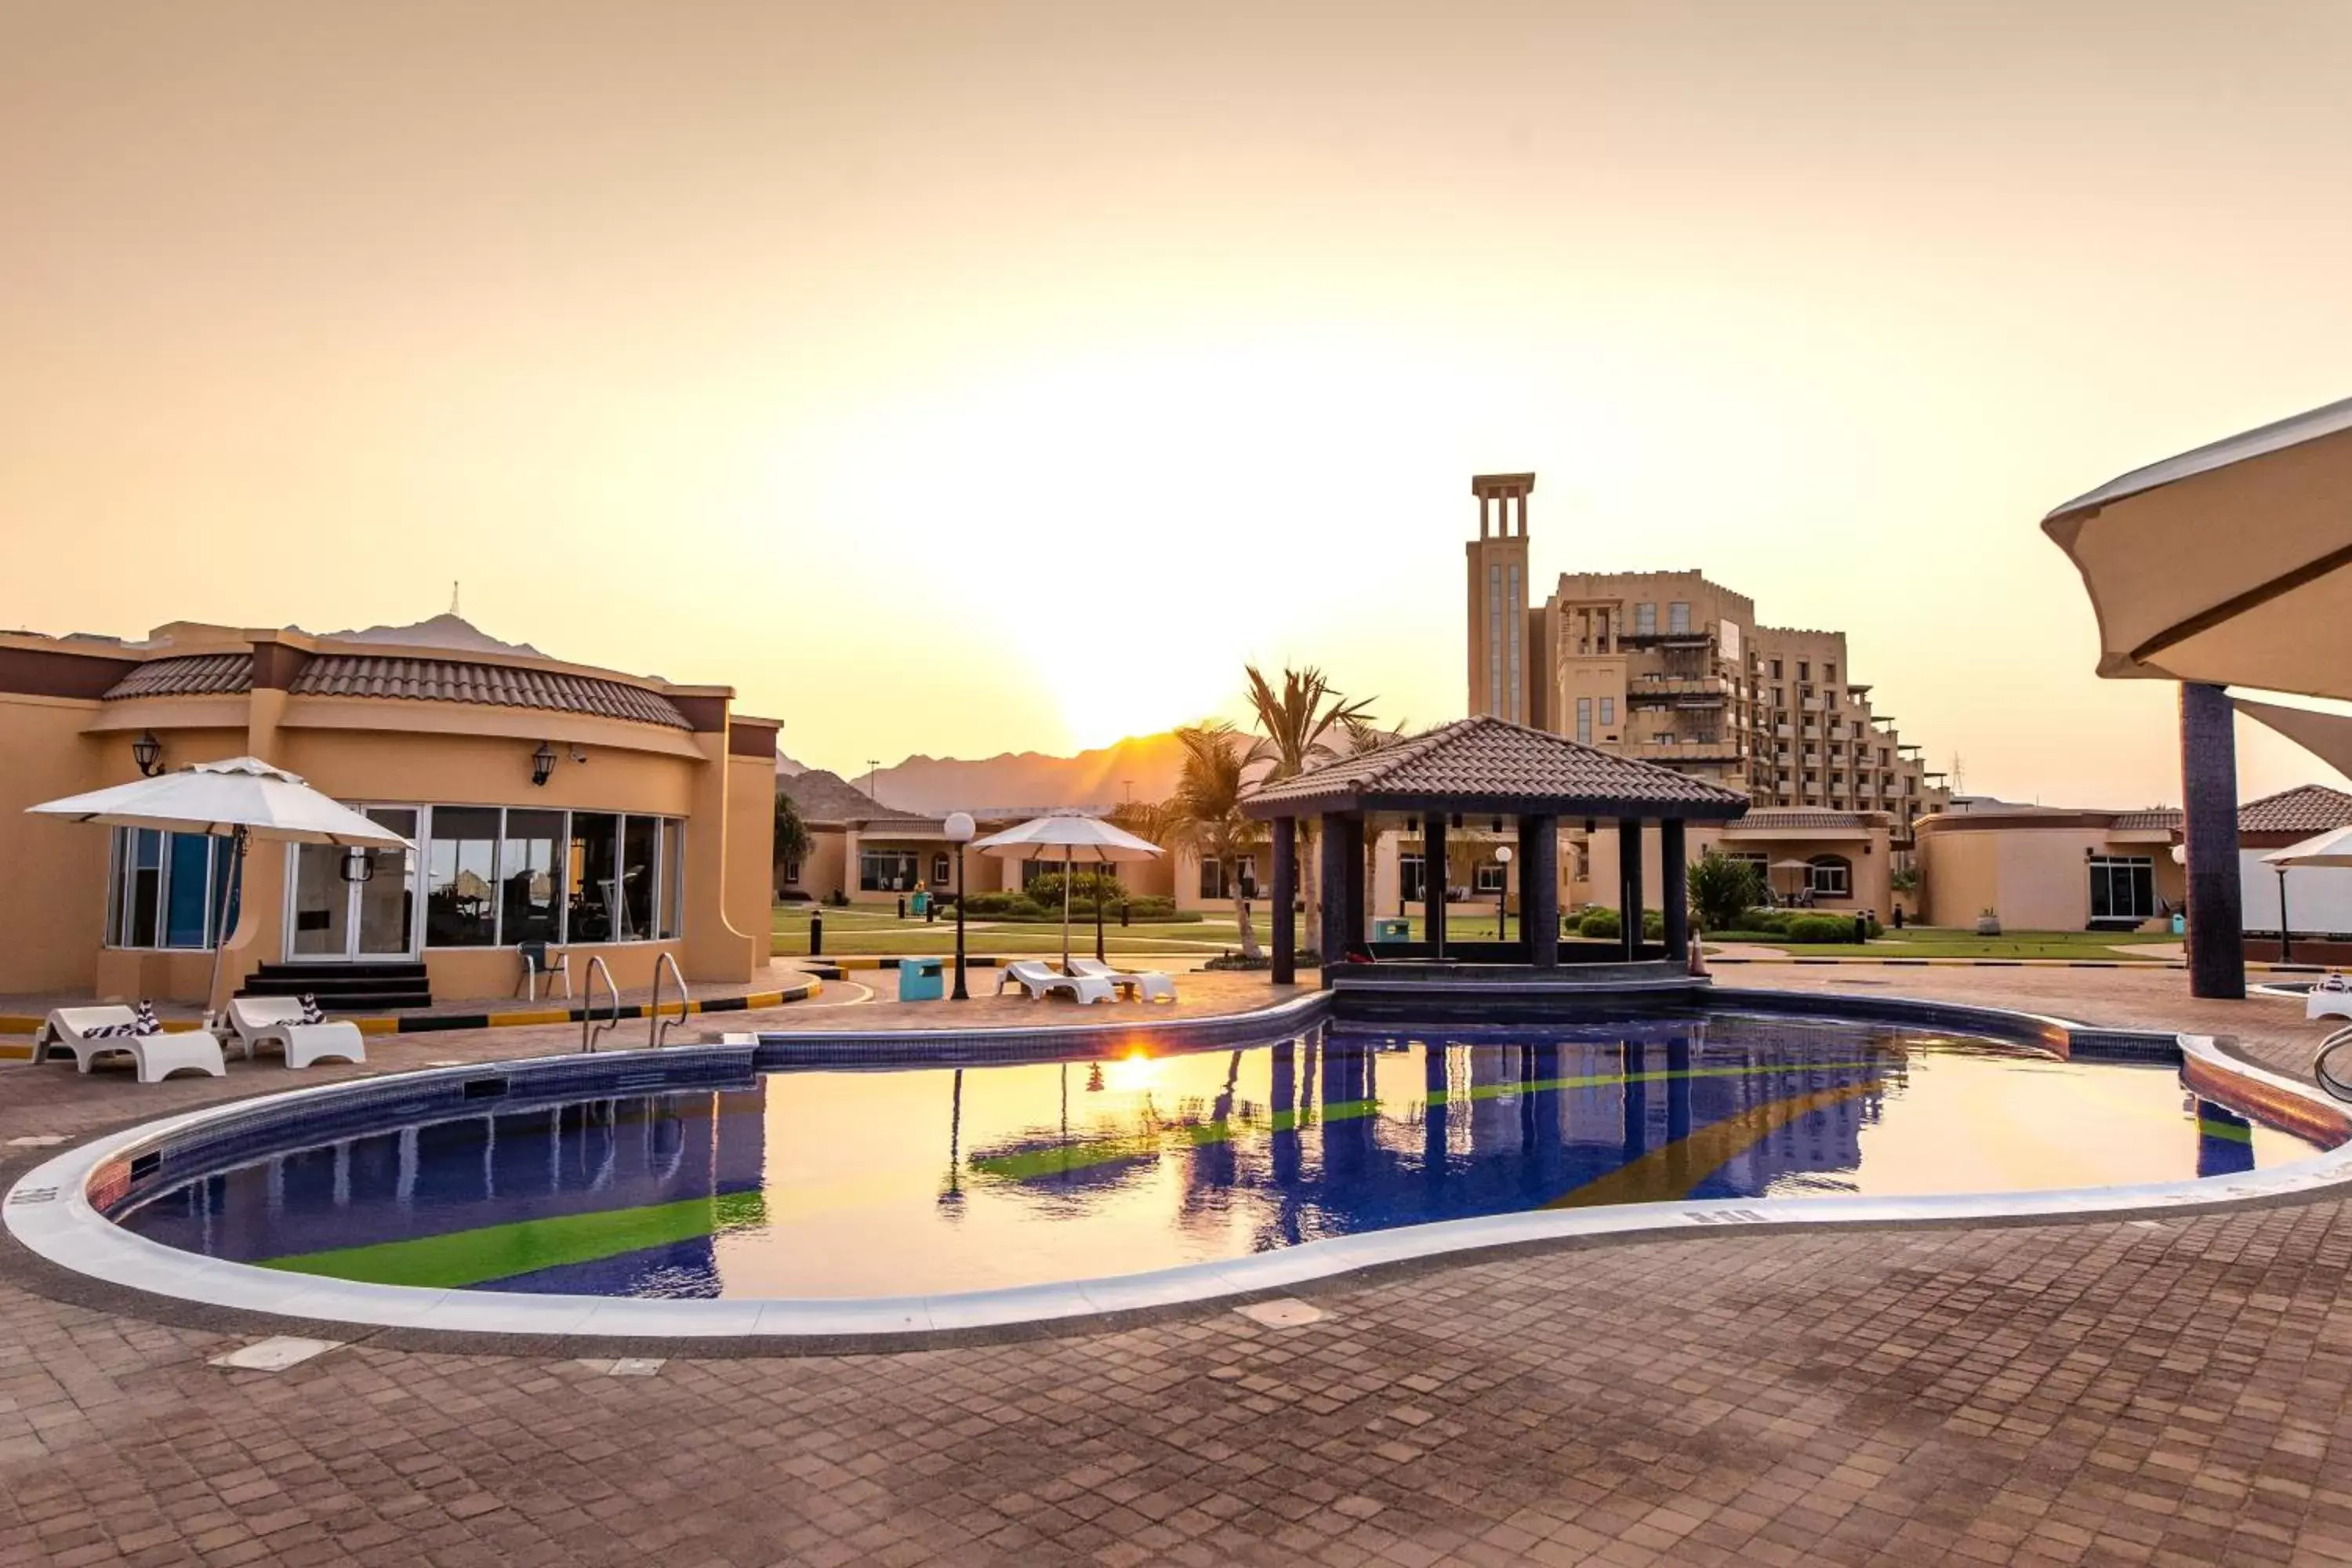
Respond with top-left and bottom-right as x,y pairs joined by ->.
1576,907 -> 1621,940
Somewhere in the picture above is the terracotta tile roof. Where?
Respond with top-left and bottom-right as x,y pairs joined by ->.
2109,808 -> 2183,833
288,655 -> 689,728
1243,716 -> 1749,818
1723,810 -> 1878,831
101,653 -> 253,701
779,769 -> 935,827
2238,785 -> 2352,836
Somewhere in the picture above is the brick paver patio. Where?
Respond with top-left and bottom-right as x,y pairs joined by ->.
5,964 -> 2352,1566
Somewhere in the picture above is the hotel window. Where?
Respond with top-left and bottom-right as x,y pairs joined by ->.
426,807 -> 502,948
1474,861 -> 1506,894
105,828 -> 236,950
1599,697 -> 1615,726
1668,601 -> 1691,633
568,812 -> 622,941
1200,856 -> 1258,901
660,819 -> 685,939
1769,659 -> 1782,679
412,806 -> 685,948
1576,696 -> 1592,744
1632,603 -> 1657,635
1399,853 -> 1426,904
1798,662 -> 1810,680
783,858 -> 803,885
931,852 -> 950,886
1825,662 -> 1838,682
861,848 -> 920,892
1807,856 -> 1852,898
2089,857 -> 2157,921
499,808 -> 565,945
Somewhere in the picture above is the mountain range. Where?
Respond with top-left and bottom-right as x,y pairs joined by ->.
777,732 -> 1189,814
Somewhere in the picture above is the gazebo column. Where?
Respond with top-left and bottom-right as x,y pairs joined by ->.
1617,818 -> 1644,961
1519,814 -> 1559,967
1270,816 -> 1297,985
2180,682 -> 2245,1000
1340,812 -> 1367,958
1425,814 -> 1448,960
1319,812 -> 1349,967
1660,818 -> 1690,963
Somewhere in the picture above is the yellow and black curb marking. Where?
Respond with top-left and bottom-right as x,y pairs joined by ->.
0,978 -> 822,1052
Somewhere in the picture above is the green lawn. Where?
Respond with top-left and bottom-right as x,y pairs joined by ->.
1708,927 -> 2182,961
773,903 -> 1307,957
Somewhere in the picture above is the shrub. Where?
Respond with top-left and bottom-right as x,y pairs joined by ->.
1024,870 -> 1127,907
1686,851 -> 1762,932
1642,908 -> 1664,940
1577,907 -> 1621,940
1739,907 -> 1791,934
960,891 -> 1051,919
1782,914 -> 1860,944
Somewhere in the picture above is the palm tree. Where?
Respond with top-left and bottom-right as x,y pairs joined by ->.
1243,666 -> 1377,946
1164,722 -> 1268,960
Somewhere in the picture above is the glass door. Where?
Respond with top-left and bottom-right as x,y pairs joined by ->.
285,806 -> 419,960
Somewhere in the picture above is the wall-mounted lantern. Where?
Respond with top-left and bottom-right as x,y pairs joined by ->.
531,742 -> 557,787
339,847 -> 376,884
132,731 -> 164,777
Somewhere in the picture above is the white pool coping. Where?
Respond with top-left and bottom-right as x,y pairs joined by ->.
8,1034 -> 2349,1342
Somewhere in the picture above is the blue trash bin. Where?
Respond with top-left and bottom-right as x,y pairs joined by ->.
897,956 -> 945,1001
1372,918 -> 1411,942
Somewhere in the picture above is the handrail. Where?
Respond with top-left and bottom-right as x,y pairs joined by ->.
648,951 -> 688,1050
582,956 -> 619,1053
2315,1023 -> 2352,1103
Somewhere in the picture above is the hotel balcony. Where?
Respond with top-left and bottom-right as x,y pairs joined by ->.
1624,739 -> 1746,763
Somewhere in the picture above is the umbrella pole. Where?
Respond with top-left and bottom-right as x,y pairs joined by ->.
1095,852 -> 1106,964
201,825 -> 248,1035
1062,845 -> 1073,969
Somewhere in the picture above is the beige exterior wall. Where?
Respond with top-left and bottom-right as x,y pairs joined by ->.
0,625 -> 773,1010
1915,813 -> 2187,931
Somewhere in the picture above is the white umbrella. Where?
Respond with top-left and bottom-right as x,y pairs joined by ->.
27,757 -> 416,1024
2259,827 -> 2352,964
969,814 -> 1163,967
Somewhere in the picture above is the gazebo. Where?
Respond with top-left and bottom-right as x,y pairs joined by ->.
1241,717 -> 1748,994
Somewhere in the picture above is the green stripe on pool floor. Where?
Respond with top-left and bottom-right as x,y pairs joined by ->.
258,1189 -> 768,1289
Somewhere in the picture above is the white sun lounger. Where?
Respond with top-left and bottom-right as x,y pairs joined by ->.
226,997 -> 368,1069
33,1007 -> 226,1083
1067,958 -> 1177,1003
998,960 -> 1116,1005
2310,974 -> 2352,1022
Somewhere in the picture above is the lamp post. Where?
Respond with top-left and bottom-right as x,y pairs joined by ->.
946,811 -> 975,1000
1494,843 -> 1514,946
2278,865 -> 2295,965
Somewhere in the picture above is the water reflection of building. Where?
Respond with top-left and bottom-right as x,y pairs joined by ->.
125,1084 -> 770,1294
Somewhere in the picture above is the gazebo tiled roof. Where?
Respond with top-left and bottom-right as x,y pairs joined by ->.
1240,716 -> 1749,821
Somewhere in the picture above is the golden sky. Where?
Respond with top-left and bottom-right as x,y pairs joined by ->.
6,1 -> 2350,802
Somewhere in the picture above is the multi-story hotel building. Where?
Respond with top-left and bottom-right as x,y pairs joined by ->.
1467,472 -> 1951,844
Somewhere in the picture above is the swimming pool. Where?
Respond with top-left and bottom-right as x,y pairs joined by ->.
109,1015 -> 2323,1301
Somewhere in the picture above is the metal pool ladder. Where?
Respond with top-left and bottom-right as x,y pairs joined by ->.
648,951 -> 687,1050
2318,1024 -> 2352,1103
582,956 -> 620,1053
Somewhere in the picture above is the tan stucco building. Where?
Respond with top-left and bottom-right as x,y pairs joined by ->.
1915,786 -> 2352,934
0,615 -> 777,1011
1465,474 -> 1952,849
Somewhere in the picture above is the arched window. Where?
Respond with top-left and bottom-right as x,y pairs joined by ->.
1807,855 -> 1853,898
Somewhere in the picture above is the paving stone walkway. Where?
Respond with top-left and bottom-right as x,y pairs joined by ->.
6,966 -> 2352,1565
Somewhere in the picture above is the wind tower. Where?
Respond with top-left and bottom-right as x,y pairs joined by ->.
1466,473 -> 1536,726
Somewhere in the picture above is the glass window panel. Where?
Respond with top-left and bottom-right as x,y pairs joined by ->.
501,809 -> 564,946
621,816 -> 659,940
128,828 -> 164,948
425,806 -> 501,947
105,829 -> 125,946
164,833 -> 213,949
865,849 -> 920,892
659,818 -> 684,939
568,812 -> 619,942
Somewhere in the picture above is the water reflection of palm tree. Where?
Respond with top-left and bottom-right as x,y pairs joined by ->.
938,1069 -> 965,1211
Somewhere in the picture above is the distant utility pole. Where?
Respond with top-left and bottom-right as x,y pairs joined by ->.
1951,753 -> 1966,794
866,759 -> 882,801
1123,779 -> 1135,804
